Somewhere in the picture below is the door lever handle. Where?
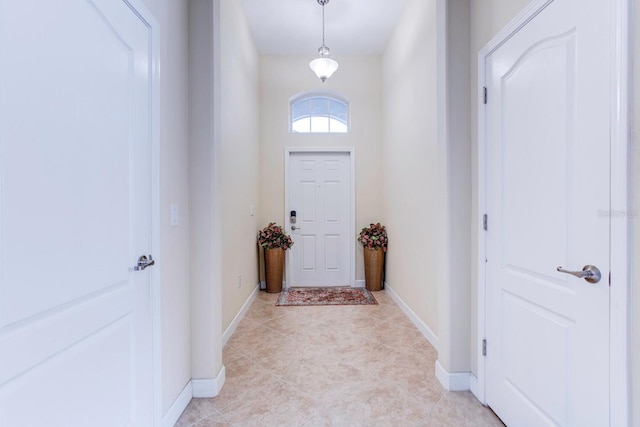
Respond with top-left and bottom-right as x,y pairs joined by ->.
134,255 -> 155,271
556,265 -> 601,284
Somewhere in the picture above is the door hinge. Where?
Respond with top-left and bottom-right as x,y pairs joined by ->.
482,339 -> 487,356
483,214 -> 488,231
483,87 -> 488,104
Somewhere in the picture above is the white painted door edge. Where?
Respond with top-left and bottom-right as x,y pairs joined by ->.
608,0 -> 632,424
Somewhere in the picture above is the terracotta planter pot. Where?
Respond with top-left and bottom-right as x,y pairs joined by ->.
363,247 -> 384,291
265,248 -> 285,293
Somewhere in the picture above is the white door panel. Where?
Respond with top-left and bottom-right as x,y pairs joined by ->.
485,0 -> 610,425
289,153 -> 351,287
0,0 -> 154,425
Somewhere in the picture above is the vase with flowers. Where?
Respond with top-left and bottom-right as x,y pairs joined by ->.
258,222 -> 294,293
357,223 -> 388,291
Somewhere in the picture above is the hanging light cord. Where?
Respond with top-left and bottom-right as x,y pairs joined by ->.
317,0 -> 330,53
322,2 -> 326,47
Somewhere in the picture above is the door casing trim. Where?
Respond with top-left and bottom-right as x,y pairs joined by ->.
476,0 -> 631,424
284,147 -> 356,289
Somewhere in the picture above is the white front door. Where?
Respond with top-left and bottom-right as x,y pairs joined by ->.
484,0 -> 611,425
288,152 -> 352,287
0,1 -> 155,425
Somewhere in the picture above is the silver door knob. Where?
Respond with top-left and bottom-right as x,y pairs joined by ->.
134,255 -> 155,271
291,225 -> 299,230
556,265 -> 601,284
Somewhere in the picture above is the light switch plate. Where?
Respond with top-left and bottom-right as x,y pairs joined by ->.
170,203 -> 179,227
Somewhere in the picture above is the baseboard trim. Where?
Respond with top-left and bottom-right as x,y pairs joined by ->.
192,365 -> 226,398
469,374 -> 480,399
384,282 -> 439,350
222,284 -> 259,346
260,280 -> 266,290
435,360 -> 471,391
161,381 -> 192,427
355,280 -> 365,288
163,366 -> 226,425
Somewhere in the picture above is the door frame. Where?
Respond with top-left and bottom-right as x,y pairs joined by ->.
123,0 -> 162,424
475,0 -> 631,425
284,147 -> 356,288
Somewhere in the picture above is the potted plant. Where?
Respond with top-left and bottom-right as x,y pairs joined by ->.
258,222 -> 294,293
357,223 -> 388,291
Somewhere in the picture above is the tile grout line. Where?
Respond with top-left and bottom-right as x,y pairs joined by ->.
422,390 -> 450,423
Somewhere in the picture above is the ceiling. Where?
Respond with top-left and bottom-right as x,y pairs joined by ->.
240,0 -> 408,55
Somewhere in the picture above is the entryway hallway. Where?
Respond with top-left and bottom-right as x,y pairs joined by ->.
175,291 -> 503,426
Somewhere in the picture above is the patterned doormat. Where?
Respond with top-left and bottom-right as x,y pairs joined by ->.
275,287 -> 378,306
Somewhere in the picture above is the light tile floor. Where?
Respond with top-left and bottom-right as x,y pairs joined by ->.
175,290 -> 505,427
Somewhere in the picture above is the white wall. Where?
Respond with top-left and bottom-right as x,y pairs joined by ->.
437,0 -> 472,376
219,0 -> 261,332
139,0 -> 192,415
382,0 -> 439,337
188,0 -> 224,389
258,55 -> 384,283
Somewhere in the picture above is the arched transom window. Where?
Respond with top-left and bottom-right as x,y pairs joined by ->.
290,93 -> 349,133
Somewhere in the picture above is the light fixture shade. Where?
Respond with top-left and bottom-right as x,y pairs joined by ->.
309,57 -> 339,83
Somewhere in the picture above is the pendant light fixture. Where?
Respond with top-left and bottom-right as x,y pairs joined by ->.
309,0 -> 338,83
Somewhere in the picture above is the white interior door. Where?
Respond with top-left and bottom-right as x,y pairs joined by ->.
484,0 -> 611,425
0,1 -> 155,425
288,152 -> 351,287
